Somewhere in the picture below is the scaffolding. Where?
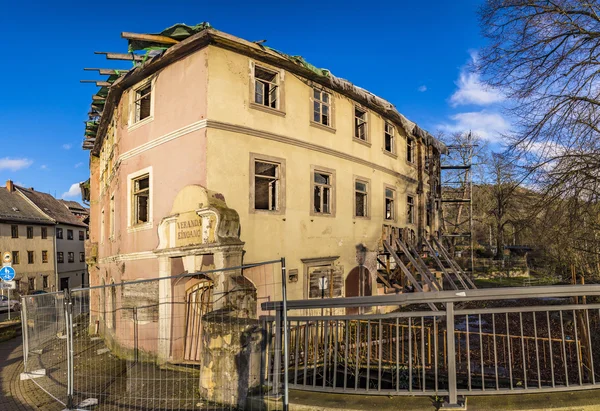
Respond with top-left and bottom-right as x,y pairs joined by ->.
440,133 -> 475,276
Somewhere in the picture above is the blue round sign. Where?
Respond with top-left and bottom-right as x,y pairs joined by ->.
0,266 -> 15,281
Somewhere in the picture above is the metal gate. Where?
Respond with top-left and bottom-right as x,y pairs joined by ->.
183,280 -> 213,362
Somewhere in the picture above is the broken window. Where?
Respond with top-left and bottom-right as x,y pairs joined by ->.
313,171 -> 332,214
355,180 -> 368,217
354,107 -> 368,141
11,225 -> 18,238
407,195 -> 415,224
313,88 -> 332,126
254,160 -> 280,211
12,251 -> 19,264
27,251 -> 34,264
134,85 -> 152,123
57,252 -> 64,263
385,188 -> 395,220
407,137 -> 414,163
133,175 -> 150,224
42,250 -> 48,263
27,226 -> 33,239
254,66 -> 279,109
384,123 -> 395,153
68,252 -> 74,263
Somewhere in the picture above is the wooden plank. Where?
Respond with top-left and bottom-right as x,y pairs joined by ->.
91,95 -> 106,101
80,80 -> 112,86
84,68 -> 130,75
95,52 -> 144,62
121,31 -> 179,45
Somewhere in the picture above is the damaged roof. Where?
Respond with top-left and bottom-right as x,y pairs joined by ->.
82,23 -> 447,155
17,187 -> 88,228
0,188 -> 54,225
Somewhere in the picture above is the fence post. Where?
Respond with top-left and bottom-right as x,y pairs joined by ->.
445,302 -> 459,407
64,288 -> 74,410
280,258 -> 289,411
273,307 -> 282,396
21,296 -> 28,366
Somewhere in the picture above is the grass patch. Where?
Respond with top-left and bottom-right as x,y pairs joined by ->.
0,328 -> 17,342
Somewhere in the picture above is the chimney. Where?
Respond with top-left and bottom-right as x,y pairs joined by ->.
6,180 -> 14,192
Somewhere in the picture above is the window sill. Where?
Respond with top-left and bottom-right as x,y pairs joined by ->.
310,121 -> 336,134
249,208 -> 286,216
128,116 -> 154,132
250,102 -> 286,117
383,150 -> 397,159
127,222 -> 154,233
309,211 -> 336,218
353,138 -> 371,147
353,215 -> 371,220
406,160 -> 417,169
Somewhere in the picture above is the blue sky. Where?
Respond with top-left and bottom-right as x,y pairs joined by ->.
0,0 -> 505,201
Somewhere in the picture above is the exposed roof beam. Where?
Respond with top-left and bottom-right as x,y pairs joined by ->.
121,32 -> 179,45
92,95 -> 106,101
80,80 -> 112,87
94,52 -> 144,62
84,68 -> 130,75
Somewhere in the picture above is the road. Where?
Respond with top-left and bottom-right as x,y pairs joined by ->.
0,310 -> 19,323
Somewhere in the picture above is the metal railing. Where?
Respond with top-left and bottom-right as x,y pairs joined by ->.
263,285 -> 600,406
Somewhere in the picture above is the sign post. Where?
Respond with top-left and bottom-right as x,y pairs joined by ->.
1,252 -> 15,321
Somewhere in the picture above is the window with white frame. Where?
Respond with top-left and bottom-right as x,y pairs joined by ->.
355,180 -> 369,217
254,65 -> 279,109
109,195 -> 115,238
312,88 -> 332,127
384,122 -> 395,153
385,188 -> 395,220
133,84 -> 152,123
407,137 -> 415,163
253,160 -> 281,211
132,175 -> 150,225
354,107 -> 368,141
313,170 -> 333,215
407,195 -> 415,224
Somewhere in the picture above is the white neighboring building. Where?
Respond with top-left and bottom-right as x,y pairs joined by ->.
16,185 -> 89,290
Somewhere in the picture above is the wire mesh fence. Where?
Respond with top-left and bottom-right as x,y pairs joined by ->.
21,259 -> 287,411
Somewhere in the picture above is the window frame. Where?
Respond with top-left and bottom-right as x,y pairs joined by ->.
109,194 -> 115,240
384,122 -> 397,155
407,195 -> 416,225
310,165 -> 336,217
310,87 -> 335,131
353,105 -> 370,145
407,136 -> 415,164
57,252 -> 64,264
127,166 -> 153,232
128,77 -> 155,129
11,225 -> 18,239
26,226 -> 33,239
249,153 -> 286,215
28,277 -> 35,291
27,250 -> 34,264
79,230 -> 84,241
42,250 -> 48,263
384,184 -> 397,222
41,227 -> 47,239
302,256 -> 341,299
80,252 -> 85,263
42,275 -> 48,289
56,227 -> 63,239
249,61 -> 286,116
67,229 -> 73,240
353,176 -> 371,219
12,251 -> 19,265
68,252 -> 74,263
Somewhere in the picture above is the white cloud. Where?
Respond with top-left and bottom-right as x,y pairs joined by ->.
62,183 -> 82,199
437,110 -> 510,142
74,162 -> 83,168
40,165 -> 48,170
0,157 -> 33,171
449,52 -> 504,107
62,144 -> 72,150
418,85 -> 427,92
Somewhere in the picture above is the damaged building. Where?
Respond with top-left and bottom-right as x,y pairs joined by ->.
80,23 -> 445,395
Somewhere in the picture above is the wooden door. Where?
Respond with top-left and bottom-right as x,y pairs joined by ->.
183,281 -> 213,362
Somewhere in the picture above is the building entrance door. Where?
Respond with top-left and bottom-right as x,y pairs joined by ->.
60,277 -> 70,291
183,280 -> 213,362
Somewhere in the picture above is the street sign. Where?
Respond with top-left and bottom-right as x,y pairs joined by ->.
0,266 -> 15,281
0,281 -> 15,290
2,252 -> 11,264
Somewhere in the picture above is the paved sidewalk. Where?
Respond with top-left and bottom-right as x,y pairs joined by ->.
0,335 -> 62,411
